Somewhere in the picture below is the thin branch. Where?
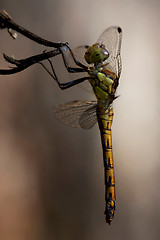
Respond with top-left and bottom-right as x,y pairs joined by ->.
0,10 -> 67,48
0,45 -> 68,75
0,10 -> 71,76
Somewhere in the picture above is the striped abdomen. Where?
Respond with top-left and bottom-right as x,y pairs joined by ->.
97,106 -> 115,225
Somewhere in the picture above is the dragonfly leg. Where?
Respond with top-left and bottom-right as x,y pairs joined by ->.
39,61 -> 57,80
64,43 -> 88,69
60,44 -> 89,73
43,58 -> 89,90
56,76 -> 89,89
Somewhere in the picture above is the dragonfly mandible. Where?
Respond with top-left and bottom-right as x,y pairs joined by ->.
53,26 -> 122,225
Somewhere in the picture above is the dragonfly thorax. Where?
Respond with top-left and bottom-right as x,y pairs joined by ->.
89,65 -> 117,102
84,43 -> 109,65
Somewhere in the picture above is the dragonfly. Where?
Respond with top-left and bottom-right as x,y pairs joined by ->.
53,26 -> 122,225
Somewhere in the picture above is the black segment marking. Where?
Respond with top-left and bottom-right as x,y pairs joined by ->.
109,176 -> 111,184
107,138 -> 109,148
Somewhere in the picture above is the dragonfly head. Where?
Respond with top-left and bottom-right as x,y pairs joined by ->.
84,43 -> 109,65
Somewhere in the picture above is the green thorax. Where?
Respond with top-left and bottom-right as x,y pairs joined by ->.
88,64 -> 118,102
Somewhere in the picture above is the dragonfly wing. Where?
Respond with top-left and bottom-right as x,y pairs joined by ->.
64,45 -> 90,77
97,26 -> 122,78
68,45 -> 90,67
63,45 -> 93,93
54,100 -> 97,129
79,104 -> 97,129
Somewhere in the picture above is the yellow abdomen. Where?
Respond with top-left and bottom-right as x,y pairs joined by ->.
97,106 -> 115,225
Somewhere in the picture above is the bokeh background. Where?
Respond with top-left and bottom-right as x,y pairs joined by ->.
0,0 -> 160,239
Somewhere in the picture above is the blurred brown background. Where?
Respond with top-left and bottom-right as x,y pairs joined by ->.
0,0 -> 160,239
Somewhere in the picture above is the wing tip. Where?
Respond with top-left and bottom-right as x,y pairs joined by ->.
117,27 -> 122,33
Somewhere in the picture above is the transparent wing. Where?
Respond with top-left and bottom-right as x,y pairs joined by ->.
97,26 -> 122,78
68,45 -> 90,67
64,45 -> 90,77
63,46 -> 92,93
54,100 -> 98,129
